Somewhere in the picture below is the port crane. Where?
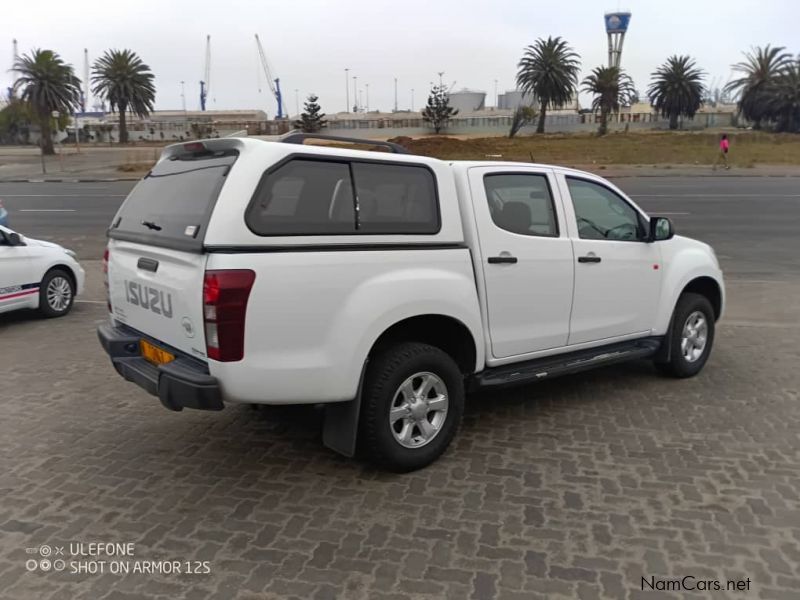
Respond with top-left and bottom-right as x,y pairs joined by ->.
255,34 -> 285,119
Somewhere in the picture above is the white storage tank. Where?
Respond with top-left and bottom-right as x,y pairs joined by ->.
447,89 -> 486,114
498,90 -> 537,111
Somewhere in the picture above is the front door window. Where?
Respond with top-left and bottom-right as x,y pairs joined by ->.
567,178 -> 645,241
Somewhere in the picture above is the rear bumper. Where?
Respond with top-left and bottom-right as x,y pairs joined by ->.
97,322 -> 223,411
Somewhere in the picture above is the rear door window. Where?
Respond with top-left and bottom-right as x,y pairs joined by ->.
109,151 -> 237,251
483,173 -> 558,237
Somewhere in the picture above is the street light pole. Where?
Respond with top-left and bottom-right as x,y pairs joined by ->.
438,71 -> 444,88
394,78 -> 398,112
345,68 -> 350,113
353,76 -> 358,112
180,81 -> 186,115
365,83 -> 369,112
494,79 -> 498,108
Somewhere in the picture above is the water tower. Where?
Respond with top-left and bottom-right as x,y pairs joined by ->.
604,11 -> 631,68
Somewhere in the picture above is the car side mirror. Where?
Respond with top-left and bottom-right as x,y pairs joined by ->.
648,216 -> 674,242
8,232 -> 24,246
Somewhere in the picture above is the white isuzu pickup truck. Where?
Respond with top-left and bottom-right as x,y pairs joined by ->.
98,134 -> 724,471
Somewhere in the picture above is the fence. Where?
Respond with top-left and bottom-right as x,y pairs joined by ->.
322,112 -> 736,139
2,112 -> 737,146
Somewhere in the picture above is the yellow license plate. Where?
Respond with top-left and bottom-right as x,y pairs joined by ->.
140,339 -> 175,366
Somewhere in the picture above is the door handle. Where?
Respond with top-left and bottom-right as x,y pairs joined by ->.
137,257 -> 159,272
488,255 -> 518,264
578,255 -> 601,263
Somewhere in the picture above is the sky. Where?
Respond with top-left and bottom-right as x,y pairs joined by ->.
3,0 -> 799,116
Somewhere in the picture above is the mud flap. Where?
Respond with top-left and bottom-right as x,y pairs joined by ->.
322,361 -> 367,457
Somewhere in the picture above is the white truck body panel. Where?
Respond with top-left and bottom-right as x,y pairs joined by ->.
207,248 -> 483,403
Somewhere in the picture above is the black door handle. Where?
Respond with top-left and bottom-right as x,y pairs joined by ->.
488,256 -> 518,264
578,255 -> 601,263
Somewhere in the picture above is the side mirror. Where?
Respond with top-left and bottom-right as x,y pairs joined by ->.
648,216 -> 674,242
8,232 -> 23,246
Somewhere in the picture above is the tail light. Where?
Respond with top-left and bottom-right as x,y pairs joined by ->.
102,246 -> 111,312
203,270 -> 255,362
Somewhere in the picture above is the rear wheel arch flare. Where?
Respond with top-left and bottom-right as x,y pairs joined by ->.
368,314 -> 477,375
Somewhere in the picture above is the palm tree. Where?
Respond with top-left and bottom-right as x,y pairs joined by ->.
764,58 -> 800,133
647,55 -> 705,130
516,37 -> 580,133
581,66 -> 636,135
725,45 -> 793,129
91,49 -> 155,144
12,49 -> 81,155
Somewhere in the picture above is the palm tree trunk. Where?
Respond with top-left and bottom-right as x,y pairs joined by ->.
119,103 -> 128,144
669,113 -> 679,130
599,109 -> 608,135
536,104 -> 547,134
39,111 -> 55,155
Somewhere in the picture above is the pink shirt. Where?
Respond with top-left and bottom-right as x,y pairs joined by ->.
720,139 -> 729,151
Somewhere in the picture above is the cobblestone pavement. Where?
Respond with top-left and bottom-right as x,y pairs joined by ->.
0,266 -> 798,600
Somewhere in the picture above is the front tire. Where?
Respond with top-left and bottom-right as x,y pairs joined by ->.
360,342 -> 464,472
655,292 -> 715,378
39,269 -> 75,318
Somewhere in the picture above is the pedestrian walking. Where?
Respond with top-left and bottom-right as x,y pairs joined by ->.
713,134 -> 730,170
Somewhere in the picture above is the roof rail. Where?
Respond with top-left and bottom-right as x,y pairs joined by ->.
279,133 -> 409,154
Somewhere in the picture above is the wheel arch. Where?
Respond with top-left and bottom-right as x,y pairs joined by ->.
680,276 -> 722,321
43,264 -> 77,290
368,314 -> 478,376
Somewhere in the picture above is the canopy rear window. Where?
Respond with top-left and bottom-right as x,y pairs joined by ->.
108,150 -> 237,251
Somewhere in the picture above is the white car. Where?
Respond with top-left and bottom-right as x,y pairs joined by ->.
99,135 -> 724,471
0,225 -> 85,317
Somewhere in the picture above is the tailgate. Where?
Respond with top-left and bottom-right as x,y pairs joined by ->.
108,240 -> 208,359
105,142 -> 239,360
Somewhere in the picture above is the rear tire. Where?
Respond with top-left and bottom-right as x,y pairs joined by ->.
39,269 -> 75,318
655,292 -> 715,378
360,342 -> 464,472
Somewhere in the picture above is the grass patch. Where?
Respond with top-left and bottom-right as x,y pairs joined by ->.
396,131 -> 800,166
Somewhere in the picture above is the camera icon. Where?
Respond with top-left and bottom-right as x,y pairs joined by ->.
39,545 -> 52,557
39,559 -> 52,572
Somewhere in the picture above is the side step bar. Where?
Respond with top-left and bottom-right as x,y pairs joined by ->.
469,337 -> 663,391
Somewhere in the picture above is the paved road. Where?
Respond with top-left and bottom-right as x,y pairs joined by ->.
1,177 -> 799,279
2,266 -> 799,600
1,177 -> 799,599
